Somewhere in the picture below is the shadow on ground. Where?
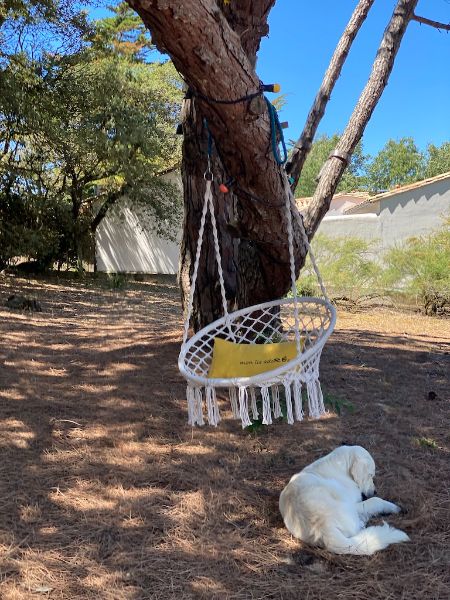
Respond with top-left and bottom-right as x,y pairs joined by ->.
0,275 -> 448,599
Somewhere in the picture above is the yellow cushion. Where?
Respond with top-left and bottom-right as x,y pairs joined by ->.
208,337 -> 300,379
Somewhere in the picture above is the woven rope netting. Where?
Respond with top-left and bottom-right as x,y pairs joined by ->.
178,177 -> 336,428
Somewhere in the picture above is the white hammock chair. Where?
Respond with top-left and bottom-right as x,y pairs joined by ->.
178,176 -> 336,428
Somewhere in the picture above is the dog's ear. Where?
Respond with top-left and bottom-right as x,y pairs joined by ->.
349,456 -> 366,488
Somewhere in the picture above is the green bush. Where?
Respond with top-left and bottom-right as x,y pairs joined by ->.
296,234 -> 381,304
0,191 -> 93,272
382,220 -> 450,315
107,273 -> 128,290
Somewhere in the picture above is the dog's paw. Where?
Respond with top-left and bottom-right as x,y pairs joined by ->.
389,502 -> 408,515
379,500 -> 404,515
392,528 -> 410,543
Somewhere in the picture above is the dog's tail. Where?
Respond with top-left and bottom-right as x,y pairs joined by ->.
324,522 -> 410,556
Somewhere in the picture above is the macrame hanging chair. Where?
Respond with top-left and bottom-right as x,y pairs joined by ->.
178,95 -> 336,428
178,174 -> 336,428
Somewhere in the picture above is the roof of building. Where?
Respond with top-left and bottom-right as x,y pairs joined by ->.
344,171 -> 450,214
296,191 -> 370,211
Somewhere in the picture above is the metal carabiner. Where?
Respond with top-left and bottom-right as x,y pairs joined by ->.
204,155 -> 213,181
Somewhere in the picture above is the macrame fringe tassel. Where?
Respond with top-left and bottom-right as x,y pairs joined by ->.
271,385 -> 283,419
317,379 -> 326,415
293,379 -> 304,421
205,386 -> 220,426
238,386 -> 252,428
249,387 -> 259,420
284,382 -> 294,425
261,386 -> 272,425
187,385 -> 196,426
187,379 -> 325,427
229,387 -> 240,418
186,385 -> 205,426
307,378 -> 326,419
194,387 -> 205,426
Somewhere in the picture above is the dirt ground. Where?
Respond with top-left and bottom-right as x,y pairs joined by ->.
0,274 -> 448,600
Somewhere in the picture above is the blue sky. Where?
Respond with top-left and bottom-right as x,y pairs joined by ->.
91,1 -> 450,157
258,0 -> 450,156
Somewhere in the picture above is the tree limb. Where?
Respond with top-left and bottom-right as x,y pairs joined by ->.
412,14 -> 450,31
286,0 -> 376,190
90,184 -> 131,233
304,0 -> 420,237
221,0 -> 275,67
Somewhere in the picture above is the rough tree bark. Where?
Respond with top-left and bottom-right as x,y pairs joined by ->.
127,0 -> 306,330
126,0 -> 420,329
178,1 -> 279,329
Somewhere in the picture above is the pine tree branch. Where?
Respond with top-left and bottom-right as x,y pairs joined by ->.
412,14 -> 450,31
303,0 -> 420,237
286,0 -> 376,190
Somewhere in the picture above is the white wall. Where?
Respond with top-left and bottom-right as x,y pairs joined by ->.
377,179 -> 450,251
318,213 -> 381,251
96,202 -> 180,274
318,177 -> 450,252
96,170 -> 182,275
96,176 -> 450,274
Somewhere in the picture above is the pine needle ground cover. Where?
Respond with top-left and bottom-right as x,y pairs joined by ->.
0,275 -> 448,599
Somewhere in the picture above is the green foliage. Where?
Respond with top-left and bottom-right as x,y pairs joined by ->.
425,142 -> 450,178
297,234 -> 381,303
382,220 -> 450,315
0,0 -> 91,60
0,191 -> 72,270
323,393 -> 354,416
87,2 -> 153,61
366,137 -> 425,193
414,437 -> 438,449
293,135 -> 449,200
294,134 -> 368,198
297,225 -> 449,314
0,1 -> 183,270
107,272 -> 128,290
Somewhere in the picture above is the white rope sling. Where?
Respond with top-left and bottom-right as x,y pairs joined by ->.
178,175 -> 336,428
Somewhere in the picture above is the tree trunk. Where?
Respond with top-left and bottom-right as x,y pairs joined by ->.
177,0 -> 287,329
178,97 -> 238,330
90,185 -> 130,233
127,0 -> 306,328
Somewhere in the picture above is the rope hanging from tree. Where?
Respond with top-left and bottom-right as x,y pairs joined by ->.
178,94 -> 336,428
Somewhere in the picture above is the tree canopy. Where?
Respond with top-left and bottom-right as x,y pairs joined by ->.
0,1 -> 183,270
295,135 -> 450,198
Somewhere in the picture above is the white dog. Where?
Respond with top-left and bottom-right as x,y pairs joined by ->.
279,445 -> 409,555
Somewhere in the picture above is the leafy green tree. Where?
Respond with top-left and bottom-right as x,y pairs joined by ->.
0,2 -> 183,270
425,142 -> 450,178
88,1 -> 153,61
294,134 -> 368,197
366,137 -> 425,193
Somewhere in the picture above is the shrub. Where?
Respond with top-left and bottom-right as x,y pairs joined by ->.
296,234 -> 381,304
382,220 -> 450,315
0,191 -> 94,272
